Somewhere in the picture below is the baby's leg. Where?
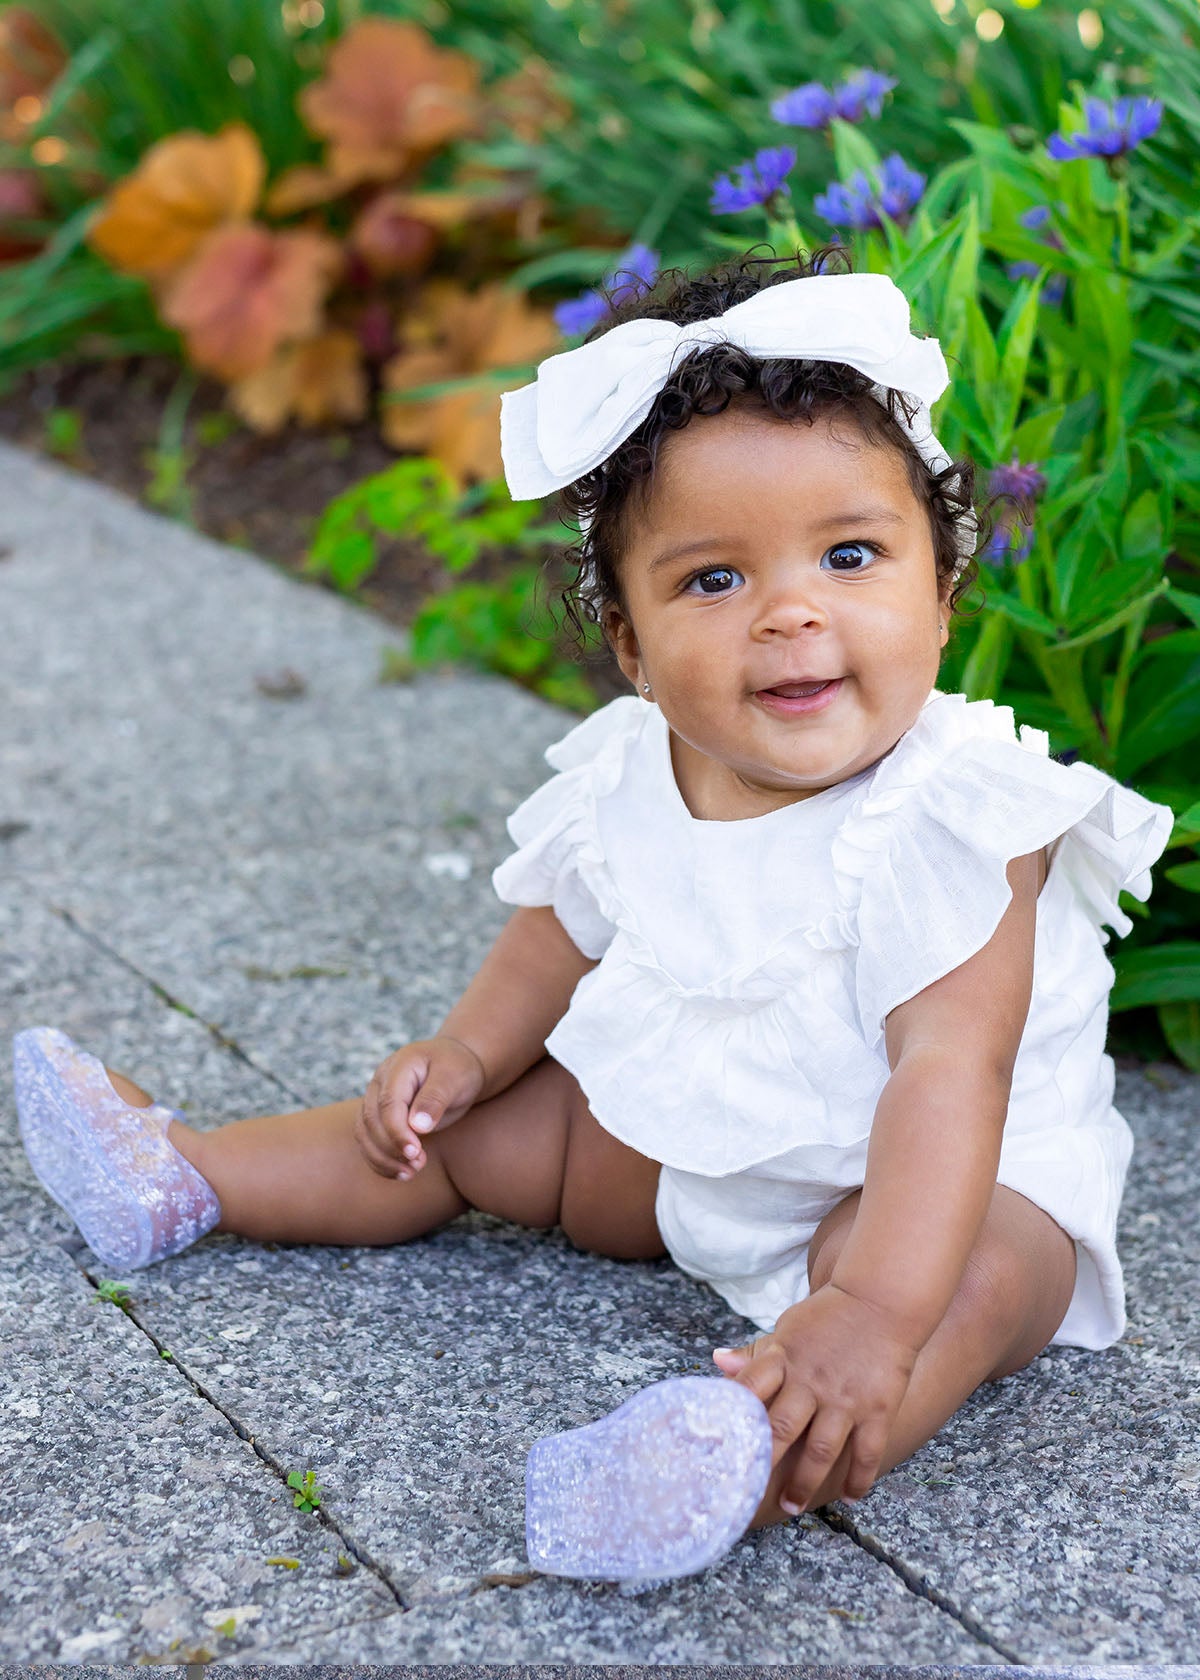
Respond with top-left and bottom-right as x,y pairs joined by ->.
116,1054 -> 662,1255
748,1182 -> 1077,1524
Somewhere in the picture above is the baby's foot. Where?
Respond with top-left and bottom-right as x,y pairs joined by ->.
525,1374 -> 773,1583
13,1026 -> 221,1272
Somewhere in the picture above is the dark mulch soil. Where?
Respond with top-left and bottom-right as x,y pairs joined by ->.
0,355 -> 628,707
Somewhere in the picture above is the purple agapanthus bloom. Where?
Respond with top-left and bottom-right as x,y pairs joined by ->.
984,456 -> 1047,565
770,81 -> 837,128
554,242 -> 661,337
771,67 -> 895,130
710,145 -> 797,214
1047,95 -> 1163,161
814,153 -> 925,230
832,68 -> 897,122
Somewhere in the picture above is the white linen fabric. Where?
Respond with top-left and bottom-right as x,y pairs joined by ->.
498,271 -> 977,569
491,688 -> 1175,1349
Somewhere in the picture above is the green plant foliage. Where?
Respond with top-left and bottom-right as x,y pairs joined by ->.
93,1279 -> 133,1311
286,1468 -> 323,1511
307,457 -> 560,589
410,563 -> 599,712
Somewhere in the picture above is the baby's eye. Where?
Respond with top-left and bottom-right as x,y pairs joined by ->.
823,540 -> 881,571
683,566 -> 742,595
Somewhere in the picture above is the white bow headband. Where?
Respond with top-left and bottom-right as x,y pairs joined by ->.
499,270 -> 975,572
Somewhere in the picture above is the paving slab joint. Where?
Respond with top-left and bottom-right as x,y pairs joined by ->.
47,899 -> 308,1108
818,1503 -> 1021,1663
72,1249 -> 416,1615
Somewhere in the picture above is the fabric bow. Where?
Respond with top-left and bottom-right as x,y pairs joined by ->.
499,272 -> 969,562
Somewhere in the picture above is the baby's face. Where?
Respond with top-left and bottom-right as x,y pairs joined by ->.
603,405 -> 952,820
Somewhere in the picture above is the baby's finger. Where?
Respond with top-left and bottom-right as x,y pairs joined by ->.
841,1420 -> 888,1503
723,1340 -> 787,1412
377,1057 -> 424,1148
354,1099 -> 405,1179
779,1407 -> 853,1515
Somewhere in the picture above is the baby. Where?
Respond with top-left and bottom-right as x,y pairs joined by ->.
13,246 -> 1175,1583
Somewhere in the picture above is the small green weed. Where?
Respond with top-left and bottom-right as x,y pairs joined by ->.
143,445 -> 194,520
94,1279 -> 133,1311
195,410 -> 239,448
287,1468 -> 323,1511
44,407 -> 84,459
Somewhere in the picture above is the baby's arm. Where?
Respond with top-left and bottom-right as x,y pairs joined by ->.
717,848 -> 1044,1510
362,905 -> 599,1174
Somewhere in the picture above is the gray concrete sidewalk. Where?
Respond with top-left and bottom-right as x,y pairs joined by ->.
2,440 -> 1198,1667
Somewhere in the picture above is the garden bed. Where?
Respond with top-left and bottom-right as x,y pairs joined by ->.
0,355 -> 628,707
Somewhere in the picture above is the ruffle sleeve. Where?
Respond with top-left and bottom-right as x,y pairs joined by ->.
489,696 -> 645,959
835,694 -> 1176,1056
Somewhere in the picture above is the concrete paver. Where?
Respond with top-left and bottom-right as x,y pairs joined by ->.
2,442 -> 1197,1666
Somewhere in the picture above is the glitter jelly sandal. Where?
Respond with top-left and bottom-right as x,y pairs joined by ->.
525,1373 -> 773,1583
13,1025 -> 221,1272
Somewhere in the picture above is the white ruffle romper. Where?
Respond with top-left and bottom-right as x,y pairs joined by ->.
491,687 -> 1175,1350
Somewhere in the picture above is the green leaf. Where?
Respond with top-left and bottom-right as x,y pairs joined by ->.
1160,1000 -> 1200,1074
1011,404 -> 1067,464
829,118 -> 881,186
981,590 -> 1060,640
1119,666 -> 1200,777
1054,578 -> 1170,651
1120,489 -> 1165,564
1166,587 -> 1200,629
1109,942 -> 1200,1010
890,203 -> 973,307
994,278 -> 1043,444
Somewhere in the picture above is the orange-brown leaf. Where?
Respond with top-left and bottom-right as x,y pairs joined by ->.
88,124 -> 265,279
159,223 -> 341,381
349,192 -> 439,278
381,281 -> 558,484
230,329 -> 367,432
0,8 -> 66,107
298,17 -> 482,186
263,164 -> 350,218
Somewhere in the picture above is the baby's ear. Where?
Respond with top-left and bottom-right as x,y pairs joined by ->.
602,605 -> 639,678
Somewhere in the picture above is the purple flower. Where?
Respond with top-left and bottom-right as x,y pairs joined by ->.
1047,95 -> 1163,161
814,153 -> 925,230
1006,261 -> 1066,306
876,153 -> 925,219
710,145 -> 797,214
1007,203 -> 1067,306
770,81 -> 837,128
554,242 -> 661,337
990,458 -> 1048,501
605,242 -> 660,307
832,68 -> 897,122
554,290 -> 609,336
984,456 -> 1047,565
771,68 -> 895,130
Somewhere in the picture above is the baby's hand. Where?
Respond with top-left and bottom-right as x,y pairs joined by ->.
713,1283 -> 920,1514
356,1035 -> 486,1180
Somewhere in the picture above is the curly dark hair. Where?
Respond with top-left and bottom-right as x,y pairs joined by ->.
542,243 -> 1001,666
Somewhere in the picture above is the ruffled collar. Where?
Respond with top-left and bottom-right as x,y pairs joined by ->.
648,687 -> 943,831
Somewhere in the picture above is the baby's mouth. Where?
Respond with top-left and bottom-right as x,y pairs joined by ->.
757,679 -> 840,698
